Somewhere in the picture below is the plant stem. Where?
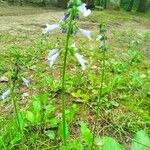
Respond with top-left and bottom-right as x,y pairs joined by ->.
11,61 -> 21,131
91,50 -> 106,150
61,12 -> 73,145
12,57 -> 25,150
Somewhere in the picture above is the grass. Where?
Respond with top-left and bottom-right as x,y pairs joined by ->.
0,5 -> 150,149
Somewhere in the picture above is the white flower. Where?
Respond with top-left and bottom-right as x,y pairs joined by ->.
77,3 -> 91,17
1,89 -> 10,100
42,23 -> 59,34
79,29 -> 91,40
97,35 -> 103,41
75,53 -> 87,70
48,49 -> 59,67
71,43 -> 78,51
22,77 -> 30,87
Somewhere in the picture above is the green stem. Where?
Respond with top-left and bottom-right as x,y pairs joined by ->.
11,60 -> 25,150
11,62 -> 21,132
91,50 -> 106,150
61,13 -> 73,145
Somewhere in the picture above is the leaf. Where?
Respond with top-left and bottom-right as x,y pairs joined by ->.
66,104 -> 77,123
10,132 -> 22,145
101,137 -> 124,150
26,111 -> 35,123
32,100 -> 41,113
59,139 -> 84,150
131,130 -> 150,150
80,121 -> 93,148
44,130 -> 55,140
0,136 -> 4,149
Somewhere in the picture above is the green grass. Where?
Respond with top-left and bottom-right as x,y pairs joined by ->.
0,5 -> 150,149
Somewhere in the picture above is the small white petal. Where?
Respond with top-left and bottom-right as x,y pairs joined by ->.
22,77 -> 30,87
48,49 -> 59,67
75,53 -> 87,70
71,43 -> 78,51
97,35 -> 103,41
77,3 -> 91,17
78,3 -> 87,13
22,93 -> 29,99
1,89 -> 10,100
83,9 -> 91,17
42,23 -> 59,34
79,29 -> 91,40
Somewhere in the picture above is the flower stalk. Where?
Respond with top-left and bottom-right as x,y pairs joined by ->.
91,23 -> 107,150
61,10 -> 73,145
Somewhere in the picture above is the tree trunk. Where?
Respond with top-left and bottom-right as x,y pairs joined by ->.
104,0 -> 107,9
127,0 -> 134,11
137,0 -> 147,13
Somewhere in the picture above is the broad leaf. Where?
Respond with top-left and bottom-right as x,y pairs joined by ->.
131,130 -> 150,150
32,100 -> 41,113
44,130 -> 55,140
26,111 -> 35,123
80,121 -> 93,148
102,137 -> 124,150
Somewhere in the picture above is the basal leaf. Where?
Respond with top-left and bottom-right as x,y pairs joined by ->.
131,130 -> 150,150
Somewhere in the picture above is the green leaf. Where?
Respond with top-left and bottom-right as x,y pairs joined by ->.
101,137 -> 124,150
66,104 -> 77,123
32,100 -> 41,113
0,136 -> 5,150
10,132 -> 22,145
26,111 -> 35,123
131,130 -> 150,150
80,121 -> 93,148
59,139 -> 84,150
44,130 -> 55,140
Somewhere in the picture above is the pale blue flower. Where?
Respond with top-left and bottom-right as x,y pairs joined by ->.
75,53 -> 87,70
48,49 -> 59,67
77,3 -> 91,17
22,77 -> 30,87
97,35 -> 103,41
1,89 -> 10,100
71,43 -> 78,51
79,28 -> 91,40
42,23 -> 59,34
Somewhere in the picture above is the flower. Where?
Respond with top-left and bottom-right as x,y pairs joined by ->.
97,35 -> 103,41
42,23 -> 59,34
77,3 -> 91,17
61,13 -> 69,21
1,89 -> 10,100
48,49 -> 59,67
22,77 -> 30,87
79,29 -> 91,40
71,43 -> 78,51
75,53 -> 87,70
